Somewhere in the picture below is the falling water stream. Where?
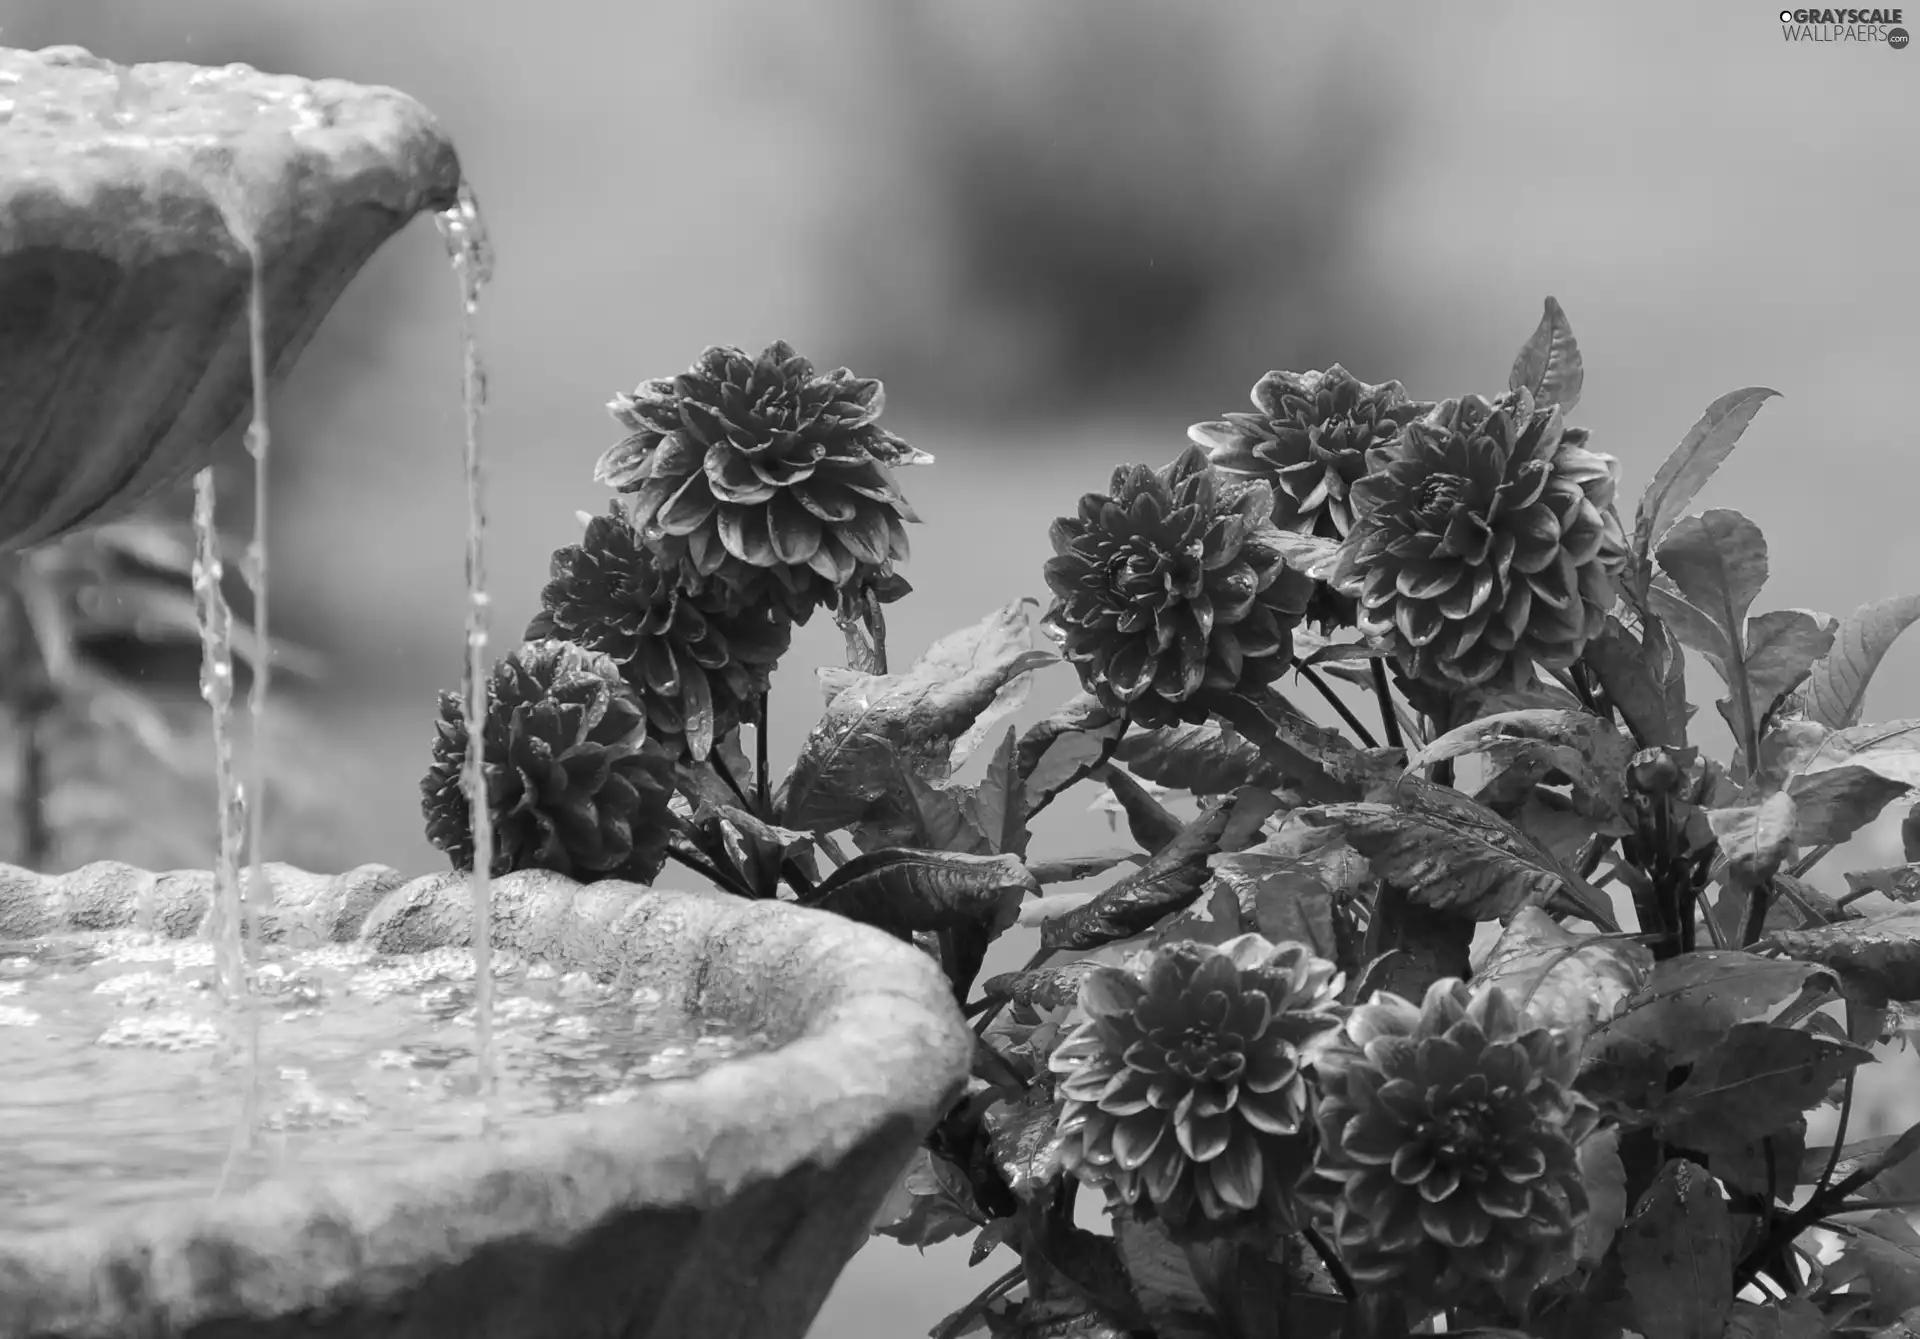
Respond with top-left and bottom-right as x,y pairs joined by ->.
184,173 -> 500,1194
434,183 -> 499,1116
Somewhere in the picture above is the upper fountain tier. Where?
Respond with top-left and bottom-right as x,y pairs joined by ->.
0,44 -> 463,551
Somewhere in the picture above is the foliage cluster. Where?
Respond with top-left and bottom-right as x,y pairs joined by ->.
423,305 -> 1920,1339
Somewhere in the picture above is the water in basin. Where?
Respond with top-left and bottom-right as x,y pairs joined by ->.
0,933 -> 772,1234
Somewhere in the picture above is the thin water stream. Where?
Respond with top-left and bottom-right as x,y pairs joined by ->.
434,184 -> 499,1115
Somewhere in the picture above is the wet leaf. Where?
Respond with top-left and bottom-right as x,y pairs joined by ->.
1148,881 -> 1249,950
1473,906 -> 1651,1036
1648,1023 -> 1870,1150
1583,615 -> 1690,749
1649,582 -> 1738,681
982,1087 -> 1060,1201
967,1218 -> 1017,1268
1413,707 -> 1633,826
1720,1299 -> 1832,1339
1026,851 -> 1143,885
980,961 -> 1101,1014
1800,1119 -> 1920,1203
974,725 -> 1028,856
1866,1305 -> 1920,1339
783,601 -> 1056,830
1618,1158 -> 1735,1339
809,848 -> 1037,936
898,769 -> 995,855
1205,848 -> 1337,960
1845,1215 -> 1920,1325
1658,509 -> 1770,747
1766,907 -> 1920,1002
1630,386 -> 1780,601
1041,802 -> 1233,951
1574,1127 -> 1629,1266
1016,692 -> 1124,810
1509,295 -> 1585,411
1707,791 -> 1798,887
1094,764 -> 1185,853
1708,1120 -> 1806,1203
874,1148 -> 987,1249
1298,778 -> 1620,929
1116,720 -> 1286,793
1111,1216 -> 1218,1339
1805,594 -> 1920,730
1214,688 -> 1402,803
1843,864 -> 1920,904
1786,765 -> 1911,848
1587,951 -> 1836,1064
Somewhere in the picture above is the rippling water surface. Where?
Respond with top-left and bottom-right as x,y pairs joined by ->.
0,935 -> 768,1234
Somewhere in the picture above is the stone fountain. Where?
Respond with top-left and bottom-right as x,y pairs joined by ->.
0,45 -> 972,1339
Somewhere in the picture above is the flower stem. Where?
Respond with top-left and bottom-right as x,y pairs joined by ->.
1300,1224 -> 1356,1301
755,690 -> 772,817
1368,658 -> 1403,751
1296,664 -> 1378,748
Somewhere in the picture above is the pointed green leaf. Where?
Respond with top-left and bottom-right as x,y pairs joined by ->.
1802,719 -> 1920,789
1508,295 -> 1585,410
1583,614 -> 1690,749
981,1087 -> 1059,1202
1298,778 -> 1620,929
807,848 -> 1037,936
1573,1127 -> 1629,1266
1631,386 -> 1780,598
1619,1159 -> 1735,1339
1094,764 -> 1184,854
1414,706 -> 1633,827
1214,689 -> 1401,803
1041,802 -> 1233,951
873,1148 -> 986,1249
1766,906 -> 1920,1002
1720,1300 -> 1832,1339
1017,693 -> 1126,816
979,961 -> 1101,1013
1845,1215 -> 1920,1325
1805,594 -> 1920,730
1657,509 -> 1770,640
1787,765 -> 1911,847
897,769 -> 995,855
1588,951 -> 1837,1063
1148,881 -> 1249,950
974,725 -> 1027,856
1111,1217 -> 1219,1339
1800,1119 -> 1920,1203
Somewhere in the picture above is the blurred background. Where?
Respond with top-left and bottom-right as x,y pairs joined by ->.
1,0 -> 1917,1330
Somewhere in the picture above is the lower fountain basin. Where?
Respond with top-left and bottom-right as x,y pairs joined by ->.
0,862 -> 973,1339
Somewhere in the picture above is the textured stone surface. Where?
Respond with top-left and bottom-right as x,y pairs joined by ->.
0,864 -> 972,1339
0,44 -> 463,551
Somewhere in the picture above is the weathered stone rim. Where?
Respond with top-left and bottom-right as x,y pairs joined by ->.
0,863 -> 972,1335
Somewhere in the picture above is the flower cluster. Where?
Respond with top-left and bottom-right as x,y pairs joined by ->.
420,640 -> 676,883
1048,935 -> 1344,1230
1042,446 -> 1313,729
1305,978 -> 1597,1306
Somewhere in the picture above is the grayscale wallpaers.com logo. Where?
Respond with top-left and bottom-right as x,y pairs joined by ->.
1779,7 -> 1909,43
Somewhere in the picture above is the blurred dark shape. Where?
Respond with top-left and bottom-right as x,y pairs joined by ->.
811,1 -> 1407,422
0,491 -> 340,872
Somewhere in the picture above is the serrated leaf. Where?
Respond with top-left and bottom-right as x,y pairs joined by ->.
1649,1023 -> 1871,1150
1743,609 -> 1838,708
1509,295 -> 1585,410
1298,778 -> 1619,929
1787,765 -> 1911,847
1766,907 -> 1920,1002
1148,881 -> 1249,950
1214,689 -> 1401,803
1415,707 -> 1633,826
1707,791 -> 1798,888
1473,906 -> 1651,1036
1204,849 -> 1337,960
1115,721 -> 1286,793
782,601 -> 1056,830
1019,707 -> 1127,817
1805,594 -> 1920,730
1656,511 -> 1770,637
1041,802 -> 1233,951
1620,1159 -> 1735,1339
1631,387 -> 1780,599
1844,865 -> 1920,904
1094,765 -> 1185,853
1648,582 -> 1739,679
952,667 -> 1037,771
808,848 -> 1037,936
1573,1127 -> 1629,1266
874,1148 -> 987,1249
898,769 -> 995,855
